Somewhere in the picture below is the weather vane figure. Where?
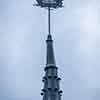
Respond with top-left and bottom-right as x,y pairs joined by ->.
34,0 -> 63,35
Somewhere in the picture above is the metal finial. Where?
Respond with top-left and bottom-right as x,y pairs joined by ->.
48,7 -> 51,35
34,0 -> 63,35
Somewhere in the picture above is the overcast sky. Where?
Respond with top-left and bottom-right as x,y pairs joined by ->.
0,0 -> 100,100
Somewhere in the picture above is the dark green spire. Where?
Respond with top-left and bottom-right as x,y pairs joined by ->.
41,34 -> 63,100
46,34 -> 56,66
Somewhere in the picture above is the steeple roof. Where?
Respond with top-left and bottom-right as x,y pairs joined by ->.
41,34 -> 63,100
46,34 -> 56,66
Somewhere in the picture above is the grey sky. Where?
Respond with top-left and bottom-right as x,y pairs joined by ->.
0,0 -> 100,100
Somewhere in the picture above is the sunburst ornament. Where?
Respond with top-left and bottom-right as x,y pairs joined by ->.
35,0 -> 63,8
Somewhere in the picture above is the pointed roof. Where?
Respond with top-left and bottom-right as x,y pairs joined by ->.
46,34 -> 56,66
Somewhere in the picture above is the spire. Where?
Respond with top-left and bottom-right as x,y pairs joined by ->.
34,0 -> 64,99
46,34 -> 56,66
41,34 -> 63,100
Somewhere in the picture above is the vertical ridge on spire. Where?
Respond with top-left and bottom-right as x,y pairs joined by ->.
46,34 -> 56,66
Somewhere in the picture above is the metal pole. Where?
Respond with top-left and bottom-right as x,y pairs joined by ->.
48,7 -> 51,35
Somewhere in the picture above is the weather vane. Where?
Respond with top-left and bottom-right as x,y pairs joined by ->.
33,0 -> 64,35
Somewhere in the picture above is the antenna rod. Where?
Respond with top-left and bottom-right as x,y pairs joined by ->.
48,7 -> 51,35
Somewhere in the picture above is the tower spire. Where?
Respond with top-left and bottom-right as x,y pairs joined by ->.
34,0 -> 64,100
42,28 -> 63,100
46,34 -> 56,66
41,35 -> 63,100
